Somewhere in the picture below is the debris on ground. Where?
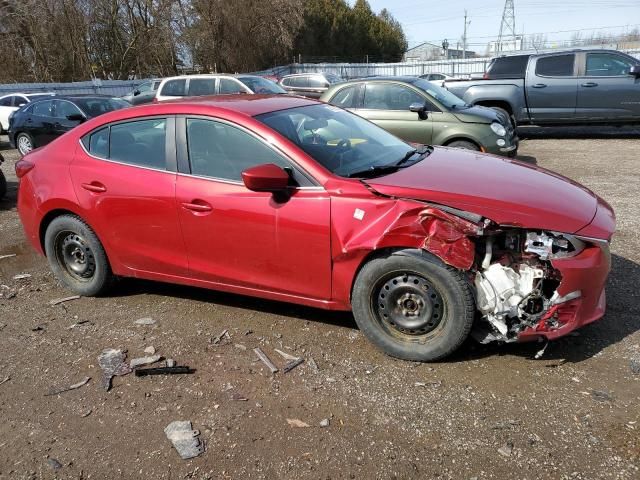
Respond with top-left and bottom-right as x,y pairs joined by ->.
67,320 -> 92,330
144,346 -> 156,355
307,357 -> 320,372
134,317 -> 156,326
320,418 -> 330,428
164,420 -> 204,460
210,329 -> 230,345
81,409 -> 92,418
47,458 -> 63,470
275,349 -> 305,373
234,343 -> 247,351
231,392 -> 248,401
166,358 -> 176,368
631,358 -> 640,375
591,390 -> 614,402
12,273 -> 31,280
130,354 -> 162,369
135,366 -> 195,376
497,442 -> 514,457
0,376 -> 10,387
253,347 -> 279,374
49,295 -> 81,306
45,376 -> 91,396
97,349 -> 132,391
534,341 -> 549,359
287,418 -> 311,428
31,325 -> 44,332
0,254 -> 16,260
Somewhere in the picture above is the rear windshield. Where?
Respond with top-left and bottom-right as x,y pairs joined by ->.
237,76 -> 287,94
486,55 -> 530,79
74,98 -> 129,117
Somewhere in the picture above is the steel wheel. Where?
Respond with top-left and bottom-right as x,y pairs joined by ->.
17,134 -> 33,155
373,272 -> 446,341
54,231 -> 97,282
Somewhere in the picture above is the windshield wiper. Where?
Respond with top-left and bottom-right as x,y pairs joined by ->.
347,164 -> 402,178
394,145 -> 433,167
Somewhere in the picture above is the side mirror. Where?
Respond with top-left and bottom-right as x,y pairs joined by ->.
629,65 -> 640,77
67,113 -> 85,122
242,163 -> 290,192
409,102 -> 429,120
133,89 -> 141,96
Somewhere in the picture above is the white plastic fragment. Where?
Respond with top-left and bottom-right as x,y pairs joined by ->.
13,273 -> 31,280
130,355 -> 162,369
164,421 -> 204,460
134,317 -> 156,325
50,295 -> 81,306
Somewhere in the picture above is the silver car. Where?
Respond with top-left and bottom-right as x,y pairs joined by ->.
279,73 -> 344,98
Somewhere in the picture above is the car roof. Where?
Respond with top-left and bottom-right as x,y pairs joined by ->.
281,73 -> 330,78
29,95 -> 119,102
343,76 -> 420,84
156,94 -> 319,116
0,92 -> 54,98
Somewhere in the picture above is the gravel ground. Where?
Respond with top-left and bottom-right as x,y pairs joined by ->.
0,128 -> 639,479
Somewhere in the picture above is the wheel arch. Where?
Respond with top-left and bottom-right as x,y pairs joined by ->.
474,100 -> 514,115
442,136 -> 483,150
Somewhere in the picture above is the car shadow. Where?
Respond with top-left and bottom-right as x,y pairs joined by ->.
112,278 -> 358,331
517,125 -> 640,140
448,253 -> 640,364
112,253 -> 638,364
0,178 -> 18,210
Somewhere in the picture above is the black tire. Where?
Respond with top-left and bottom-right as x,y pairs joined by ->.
351,251 -> 475,362
0,171 -> 6,200
44,214 -> 114,296
447,140 -> 480,151
16,132 -> 35,156
490,106 -> 516,129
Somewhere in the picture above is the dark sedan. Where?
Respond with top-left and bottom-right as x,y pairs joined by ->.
10,95 -> 130,155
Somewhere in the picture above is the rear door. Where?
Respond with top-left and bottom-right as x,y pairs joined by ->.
525,53 -> 578,123
356,82 -> 433,144
576,51 -> 640,120
71,116 -> 188,277
187,77 -> 217,97
28,100 -> 57,146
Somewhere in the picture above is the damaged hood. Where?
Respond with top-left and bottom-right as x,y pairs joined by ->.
364,147 -> 597,233
450,105 -> 501,124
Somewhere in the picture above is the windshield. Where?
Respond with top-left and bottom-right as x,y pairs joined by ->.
237,76 -> 287,94
75,98 -> 130,117
412,79 -> 468,109
256,104 -> 421,178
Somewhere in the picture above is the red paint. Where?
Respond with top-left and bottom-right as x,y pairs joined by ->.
16,95 -> 615,343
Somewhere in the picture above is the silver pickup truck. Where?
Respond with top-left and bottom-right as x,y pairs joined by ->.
444,49 -> 640,126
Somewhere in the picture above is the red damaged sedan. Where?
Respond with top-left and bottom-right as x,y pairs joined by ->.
15,95 -> 615,361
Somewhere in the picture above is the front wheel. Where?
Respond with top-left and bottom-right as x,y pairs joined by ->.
351,251 -> 475,361
44,215 -> 114,296
447,140 -> 480,151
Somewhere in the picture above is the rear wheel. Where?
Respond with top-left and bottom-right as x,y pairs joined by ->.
16,132 -> 34,156
447,140 -> 480,151
44,215 -> 114,296
351,251 -> 475,361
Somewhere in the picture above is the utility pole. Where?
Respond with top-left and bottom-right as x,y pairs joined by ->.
497,0 -> 517,53
462,10 -> 470,59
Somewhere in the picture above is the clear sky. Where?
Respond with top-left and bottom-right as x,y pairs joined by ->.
363,0 -> 640,51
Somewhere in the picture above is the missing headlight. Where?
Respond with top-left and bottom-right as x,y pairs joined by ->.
524,231 -> 585,260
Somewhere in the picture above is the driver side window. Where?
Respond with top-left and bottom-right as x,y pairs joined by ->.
363,83 -> 424,111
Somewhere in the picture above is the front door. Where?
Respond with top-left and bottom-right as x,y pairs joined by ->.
70,116 -> 188,277
52,100 -> 84,137
175,117 -> 332,300
576,51 -> 640,121
356,82 -> 433,144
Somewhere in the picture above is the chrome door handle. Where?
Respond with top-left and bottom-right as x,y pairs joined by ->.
581,82 -> 598,87
531,83 -> 547,88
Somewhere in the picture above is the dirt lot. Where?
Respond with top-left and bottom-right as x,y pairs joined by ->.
1,127 -> 639,479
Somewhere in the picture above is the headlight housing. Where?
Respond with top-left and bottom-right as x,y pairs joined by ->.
524,231 -> 586,260
490,122 -> 506,137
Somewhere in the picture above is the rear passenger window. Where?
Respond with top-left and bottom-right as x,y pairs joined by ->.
486,55 -> 530,78
108,119 -> 166,169
535,55 -> 575,77
289,77 -> 308,88
161,79 -> 186,96
186,118 -> 289,181
329,85 -> 360,109
188,78 -> 216,96
84,127 -> 109,158
219,79 -> 245,94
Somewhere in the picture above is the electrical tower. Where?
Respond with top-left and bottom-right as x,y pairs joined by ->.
497,0 -> 516,53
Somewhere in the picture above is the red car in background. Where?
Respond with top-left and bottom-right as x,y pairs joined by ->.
15,95 -> 615,361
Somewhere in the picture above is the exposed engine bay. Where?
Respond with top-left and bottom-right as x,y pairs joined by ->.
472,229 -> 584,343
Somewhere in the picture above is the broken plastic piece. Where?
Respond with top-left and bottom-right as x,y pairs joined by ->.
164,420 -> 204,460
97,349 -> 132,391
134,366 -> 195,376
283,357 -> 304,373
130,354 -> 162,369
534,341 -> 549,360
49,295 -> 80,306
